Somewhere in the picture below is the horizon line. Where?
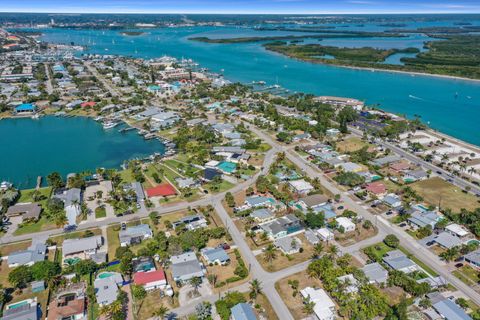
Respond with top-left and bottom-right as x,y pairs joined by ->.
1,10 -> 479,15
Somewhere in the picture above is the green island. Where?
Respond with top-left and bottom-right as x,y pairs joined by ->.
262,34 -> 480,79
189,31 -> 407,44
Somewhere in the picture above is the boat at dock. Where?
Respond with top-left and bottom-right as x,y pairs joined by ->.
103,121 -> 119,129
119,127 -> 135,133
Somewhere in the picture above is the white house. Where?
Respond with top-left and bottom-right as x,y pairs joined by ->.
288,179 -> 314,195
317,228 -> 335,241
336,217 -> 356,233
300,287 -> 336,320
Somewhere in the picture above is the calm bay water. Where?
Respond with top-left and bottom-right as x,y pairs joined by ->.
39,25 -> 480,146
0,116 -> 164,188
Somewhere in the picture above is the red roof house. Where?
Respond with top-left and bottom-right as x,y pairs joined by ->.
81,101 -> 96,108
365,181 -> 387,196
146,183 -> 177,197
133,270 -> 167,290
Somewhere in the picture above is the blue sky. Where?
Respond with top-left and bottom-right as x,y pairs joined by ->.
1,0 -> 480,14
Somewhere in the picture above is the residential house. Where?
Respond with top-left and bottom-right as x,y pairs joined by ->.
300,287 -> 336,320
172,214 -> 208,231
244,196 -> 276,209
445,223 -> 471,240
151,111 -> 180,128
94,272 -> 123,306
317,228 -> 335,241
250,209 -> 275,223
176,177 -> 197,189
2,298 -> 39,320
433,232 -> 463,249
7,241 -> 46,267
371,155 -> 402,167
289,179 -> 314,195
6,203 -> 41,222
170,252 -> 205,283
304,229 -> 320,245
336,217 -> 356,233
230,303 -> 257,320
260,214 -> 303,239
133,269 -> 167,291
53,188 -> 82,226
383,250 -> 418,274
365,181 -> 387,197
407,210 -> 442,229
123,182 -> 145,202
62,236 -> 103,263
119,224 -> 153,247
201,247 -> 230,265
337,274 -> 359,294
337,162 -> 363,173
362,263 -> 388,285
292,133 -> 311,142
48,283 -> 86,320
432,298 -> 472,320
404,169 -> 428,182
274,236 -> 302,254
464,249 -> 480,269
297,194 -> 329,211
382,194 -> 402,208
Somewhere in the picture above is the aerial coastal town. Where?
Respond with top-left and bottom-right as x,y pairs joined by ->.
2,21 -> 480,320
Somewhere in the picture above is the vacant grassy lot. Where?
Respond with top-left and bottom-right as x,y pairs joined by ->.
411,177 -> 480,212
335,225 -> 378,247
18,187 -> 52,202
106,225 -> 121,261
14,216 -> 57,236
453,265 -> 480,290
257,234 -> 314,272
337,136 -> 369,153
275,270 -> 325,320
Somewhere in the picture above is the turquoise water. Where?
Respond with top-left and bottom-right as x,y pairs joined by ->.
0,116 -> 164,188
38,26 -> 480,146
7,300 -> 29,309
98,272 -> 115,279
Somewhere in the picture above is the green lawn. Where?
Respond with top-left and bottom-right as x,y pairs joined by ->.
119,168 -> 136,183
18,187 -> 52,202
106,225 -> 120,261
205,180 -> 235,193
95,206 -> 107,219
14,216 -> 57,235
363,242 -> 393,261
453,265 -> 479,286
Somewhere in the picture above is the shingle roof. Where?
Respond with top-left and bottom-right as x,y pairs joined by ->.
231,303 -> 257,320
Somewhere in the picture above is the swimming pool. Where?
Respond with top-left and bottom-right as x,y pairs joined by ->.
98,272 -> 115,279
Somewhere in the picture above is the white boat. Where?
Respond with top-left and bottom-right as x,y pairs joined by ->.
103,121 -> 119,129
31,114 -> 40,119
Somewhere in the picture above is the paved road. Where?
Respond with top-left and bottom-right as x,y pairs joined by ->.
250,125 -> 480,307
84,61 -> 120,97
44,63 -> 54,94
349,127 -> 480,196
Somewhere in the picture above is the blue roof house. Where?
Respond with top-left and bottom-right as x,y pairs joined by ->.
231,303 -> 257,320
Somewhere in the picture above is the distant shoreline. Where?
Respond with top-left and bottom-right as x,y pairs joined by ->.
264,49 -> 480,84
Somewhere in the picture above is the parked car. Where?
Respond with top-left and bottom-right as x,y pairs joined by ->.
121,222 -> 127,230
64,225 -> 77,232
455,263 -> 464,268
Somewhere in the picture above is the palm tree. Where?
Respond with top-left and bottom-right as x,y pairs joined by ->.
152,304 -> 169,319
53,212 -> 68,227
190,277 -> 203,295
263,244 -> 277,266
312,243 -> 324,259
329,244 -> 339,259
302,296 -> 316,315
249,279 -> 263,301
